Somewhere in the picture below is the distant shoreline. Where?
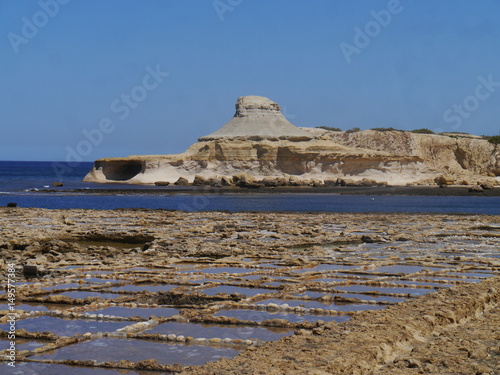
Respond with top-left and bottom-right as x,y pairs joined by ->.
38,185 -> 500,197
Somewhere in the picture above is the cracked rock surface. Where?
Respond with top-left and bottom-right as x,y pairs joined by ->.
0,207 -> 498,374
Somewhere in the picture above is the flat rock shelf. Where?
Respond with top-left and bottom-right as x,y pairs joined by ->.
0,208 -> 499,374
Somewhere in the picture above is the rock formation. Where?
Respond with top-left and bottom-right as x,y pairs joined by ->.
198,95 -> 311,141
84,95 -> 500,186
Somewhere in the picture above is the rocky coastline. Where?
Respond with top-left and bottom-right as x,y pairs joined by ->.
0,207 -> 499,373
36,184 -> 500,197
83,96 -> 500,188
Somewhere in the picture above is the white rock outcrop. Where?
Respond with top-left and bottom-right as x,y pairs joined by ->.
198,96 -> 311,141
83,95 -> 500,186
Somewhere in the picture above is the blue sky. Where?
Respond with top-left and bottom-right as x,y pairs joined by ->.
1,0 -> 499,161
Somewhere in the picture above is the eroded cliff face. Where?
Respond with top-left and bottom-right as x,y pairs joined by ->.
83,130 -> 499,186
321,129 -> 500,178
84,136 -> 422,185
83,95 -> 499,186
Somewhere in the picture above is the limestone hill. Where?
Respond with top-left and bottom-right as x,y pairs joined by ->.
84,96 -> 500,187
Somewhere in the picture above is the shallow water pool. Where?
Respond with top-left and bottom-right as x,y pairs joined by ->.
0,316 -> 130,336
145,321 -> 292,342
34,338 -> 239,366
214,309 -> 349,323
90,306 -> 179,319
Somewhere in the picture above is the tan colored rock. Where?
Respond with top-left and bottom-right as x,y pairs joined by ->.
192,175 -> 209,186
360,178 -> 378,186
469,184 -> 483,192
207,177 -> 222,187
434,175 -> 455,186
220,176 -> 233,186
199,96 -> 312,141
174,177 -> 189,186
288,176 -> 302,186
323,179 -> 337,187
261,177 -> 279,187
480,181 -> 494,190
154,181 -> 169,186
83,97 -> 500,186
233,173 -> 255,187
343,178 -> 357,186
310,178 -> 324,187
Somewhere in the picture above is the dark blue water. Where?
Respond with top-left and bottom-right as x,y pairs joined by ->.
0,161 -> 155,192
0,161 -> 499,214
0,161 -> 94,191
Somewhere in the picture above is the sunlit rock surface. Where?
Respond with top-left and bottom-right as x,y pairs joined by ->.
84,96 -> 500,186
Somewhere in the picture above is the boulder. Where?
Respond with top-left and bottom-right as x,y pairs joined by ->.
220,176 -> 233,186
192,175 -> 209,186
343,178 -> 358,186
360,178 -> 377,186
208,177 -> 223,187
276,177 -> 289,186
52,182 -> 63,187
469,185 -> 484,192
480,182 -> 494,190
434,175 -> 455,186
174,177 -> 189,186
336,178 -> 347,187
286,177 -> 310,186
154,181 -> 170,186
6,202 -> 17,207
288,176 -> 302,186
262,177 -> 279,187
261,177 -> 288,187
233,173 -> 255,187
310,179 -> 324,187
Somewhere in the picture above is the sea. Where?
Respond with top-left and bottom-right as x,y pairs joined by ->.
0,161 -> 499,214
